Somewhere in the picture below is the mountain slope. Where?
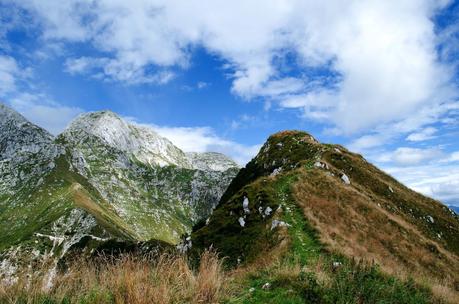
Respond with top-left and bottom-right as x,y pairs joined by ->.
0,104 -> 71,251
193,130 -> 459,300
0,105 -> 239,280
59,111 -> 239,243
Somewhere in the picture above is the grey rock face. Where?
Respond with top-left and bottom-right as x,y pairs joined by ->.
0,104 -> 63,192
64,111 -> 193,168
186,152 -> 239,172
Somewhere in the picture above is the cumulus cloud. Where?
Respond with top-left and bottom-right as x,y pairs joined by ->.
0,55 -> 31,95
8,0 -> 457,135
64,57 -> 175,84
451,152 -> 459,161
0,55 -> 19,94
230,114 -> 258,130
348,134 -> 389,151
406,127 -> 437,141
389,147 -> 442,166
181,81 -> 211,92
441,151 -> 459,163
196,81 -> 209,89
373,147 -> 459,204
0,53 -> 82,135
2,0 -> 459,203
349,102 -> 459,151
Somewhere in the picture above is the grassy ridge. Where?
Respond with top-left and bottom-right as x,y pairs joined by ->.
2,130 -> 457,303
192,130 -> 458,303
223,174 -> 436,304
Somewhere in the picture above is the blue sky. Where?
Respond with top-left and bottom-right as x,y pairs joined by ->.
1,0 -> 459,206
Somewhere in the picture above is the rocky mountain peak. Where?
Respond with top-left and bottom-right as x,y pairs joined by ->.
64,110 -> 138,148
193,130 -> 459,298
0,103 -> 55,160
63,110 -> 192,168
62,110 -> 241,171
0,103 -> 52,138
186,152 -> 239,172
0,103 -> 27,125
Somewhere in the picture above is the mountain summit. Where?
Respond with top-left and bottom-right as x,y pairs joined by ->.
63,111 -> 192,168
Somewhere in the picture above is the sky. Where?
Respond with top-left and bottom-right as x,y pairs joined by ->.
0,0 -> 459,206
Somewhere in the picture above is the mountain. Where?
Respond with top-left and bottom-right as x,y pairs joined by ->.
0,103 -> 73,252
0,104 -> 239,276
63,111 -> 192,168
3,106 -> 459,301
192,130 -> 459,300
58,110 -> 239,243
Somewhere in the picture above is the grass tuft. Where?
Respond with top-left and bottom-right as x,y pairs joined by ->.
0,250 -> 226,304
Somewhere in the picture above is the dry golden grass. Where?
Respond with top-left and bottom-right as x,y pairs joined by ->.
0,250 -> 226,304
293,167 -> 459,303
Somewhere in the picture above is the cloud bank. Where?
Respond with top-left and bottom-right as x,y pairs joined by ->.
7,0 -> 457,137
1,0 -> 458,204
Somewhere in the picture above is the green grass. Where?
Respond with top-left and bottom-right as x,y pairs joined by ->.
223,173 -> 436,304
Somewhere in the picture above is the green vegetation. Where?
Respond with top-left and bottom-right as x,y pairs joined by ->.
220,130 -> 320,204
193,130 -> 457,303
0,153 -> 137,254
2,122 -> 458,303
224,174 -> 436,304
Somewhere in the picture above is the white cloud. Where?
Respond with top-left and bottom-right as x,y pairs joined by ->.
181,81 -> 210,91
348,134 -> 389,151
229,114 -> 257,131
441,151 -> 459,163
64,56 -> 175,84
64,57 -> 99,75
0,55 -> 19,94
9,93 -> 83,135
197,81 -> 209,89
370,148 -> 459,204
389,147 -> 442,166
10,0 -> 457,135
18,1 -> 92,42
450,151 -> 459,162
141,124 -> 261,165
406,127 -> 437,141
0,55 -> 31,95
384,164 -> 459,205
373,146 -> 448,166
0,54 -> 82,135
3,0 -> 459,201
348,102 -> 459,151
